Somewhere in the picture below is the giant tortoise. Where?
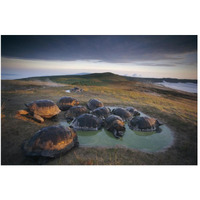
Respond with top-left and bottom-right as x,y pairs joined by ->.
128,116 -> 163,132
70,113 -> 103,131
22,125 -> 79,158
17,99 -> 61,123
112,107 -> 132,121
65,106 -> 89,122
87,99 -> 104,110
126,107 -> 140,116
92,107 -> 111,119
58,97 -> 79,111
105,115 -> 125,139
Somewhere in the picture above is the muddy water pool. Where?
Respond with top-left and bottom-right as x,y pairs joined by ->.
60,108 -> 174,153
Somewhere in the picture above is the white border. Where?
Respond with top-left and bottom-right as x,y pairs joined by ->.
0,1 -> 199,200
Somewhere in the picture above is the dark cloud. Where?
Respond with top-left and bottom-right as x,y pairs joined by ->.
1,35 -> 197,63
137,63 -> 175,67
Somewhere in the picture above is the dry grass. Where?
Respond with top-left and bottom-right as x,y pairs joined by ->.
1,102 -> 6,118
1,78 -> 197,165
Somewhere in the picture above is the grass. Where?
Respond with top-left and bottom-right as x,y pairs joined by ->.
1,73 -> 197,165
1,102 -> 6,119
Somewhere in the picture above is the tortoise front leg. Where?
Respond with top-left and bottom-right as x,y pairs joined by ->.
113,129 -> 120,139
33,114 -> 44,123
17,109 -> 29,115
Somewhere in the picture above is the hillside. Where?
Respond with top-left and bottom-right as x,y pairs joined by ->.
1,72 -> 197,165
21,72 -> 128,86
21,72 -> 197,86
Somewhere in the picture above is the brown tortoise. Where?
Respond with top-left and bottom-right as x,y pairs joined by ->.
70,113 -> 103,131
92,106 -> 111,119
65,105 -> 89,122
17,99 -> 61,123
126,107 -> 140,116
22,125 -> 79,158
128,116 -> 163,132
112,107 -> 132,121
87,99 -> 104,110
57,96 -> 79,111
105,115 -> 126,139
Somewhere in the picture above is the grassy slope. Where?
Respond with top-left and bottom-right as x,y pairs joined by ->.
1,73 -> 197,165
23,72 -> 197,84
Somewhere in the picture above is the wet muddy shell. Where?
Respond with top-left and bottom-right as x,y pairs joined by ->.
70,113 -> 103,131
92,107 -> 111,119
65,106 -> 89,121
105,115 -> 126,138
126,107 -> 140,116
128,116 -> 162,132
112,107 -> 132,121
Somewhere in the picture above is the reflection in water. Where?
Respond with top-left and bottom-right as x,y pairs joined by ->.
77,130 -> 100,137
133,127 -> 162,136
104,129 -> 120,140
134,130 -> 156,136
60,121 -> 70,127
59,109 -> 174,152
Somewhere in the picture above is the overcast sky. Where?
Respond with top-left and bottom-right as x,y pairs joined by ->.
1,35 -> 197,79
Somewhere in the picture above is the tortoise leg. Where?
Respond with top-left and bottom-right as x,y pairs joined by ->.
17,109 -> 29,115
113,129 -> 120,139
33,114 -> 44,123
51,115 -> 59,122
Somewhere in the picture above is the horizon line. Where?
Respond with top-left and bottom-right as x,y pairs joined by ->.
1,72 -> 197,81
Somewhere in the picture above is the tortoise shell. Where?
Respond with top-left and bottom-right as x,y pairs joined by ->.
128,116 -> 162,132
92,107 -> 111,119
70,87 -> 83,93
65,106 -> 89,121
126,107 -> 140,116
26,99 -> 61,118
23,125 -> 78,157
70,113 -> 103,131
87,99 -> 104,110
58,97 -> 79,111
112,107 -> 132,121
105,115 -> 125,138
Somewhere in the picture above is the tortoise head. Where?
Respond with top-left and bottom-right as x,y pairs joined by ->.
156,120 -> 163,126
112,120 -> 125,138
107,107 -> 112,113
134,110 -> 140,116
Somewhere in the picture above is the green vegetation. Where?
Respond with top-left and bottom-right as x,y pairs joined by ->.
1,73 -> 197,165
22,72 -> 197,84
22,72 -> 129,86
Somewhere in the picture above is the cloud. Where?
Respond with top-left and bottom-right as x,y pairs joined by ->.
135,62 -> 175,67
132,73 -> 142,77
1,35 -> 197,64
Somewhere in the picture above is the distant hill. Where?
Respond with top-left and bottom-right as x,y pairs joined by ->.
21,72 -> 197,86
21,72 -> 129,86
70,72 -> 90,76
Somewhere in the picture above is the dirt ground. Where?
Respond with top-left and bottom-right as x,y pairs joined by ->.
1,79 -> 197,165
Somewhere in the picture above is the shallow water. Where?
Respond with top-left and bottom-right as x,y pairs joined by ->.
60,109 -> 174,153
155,81 -> 197,93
